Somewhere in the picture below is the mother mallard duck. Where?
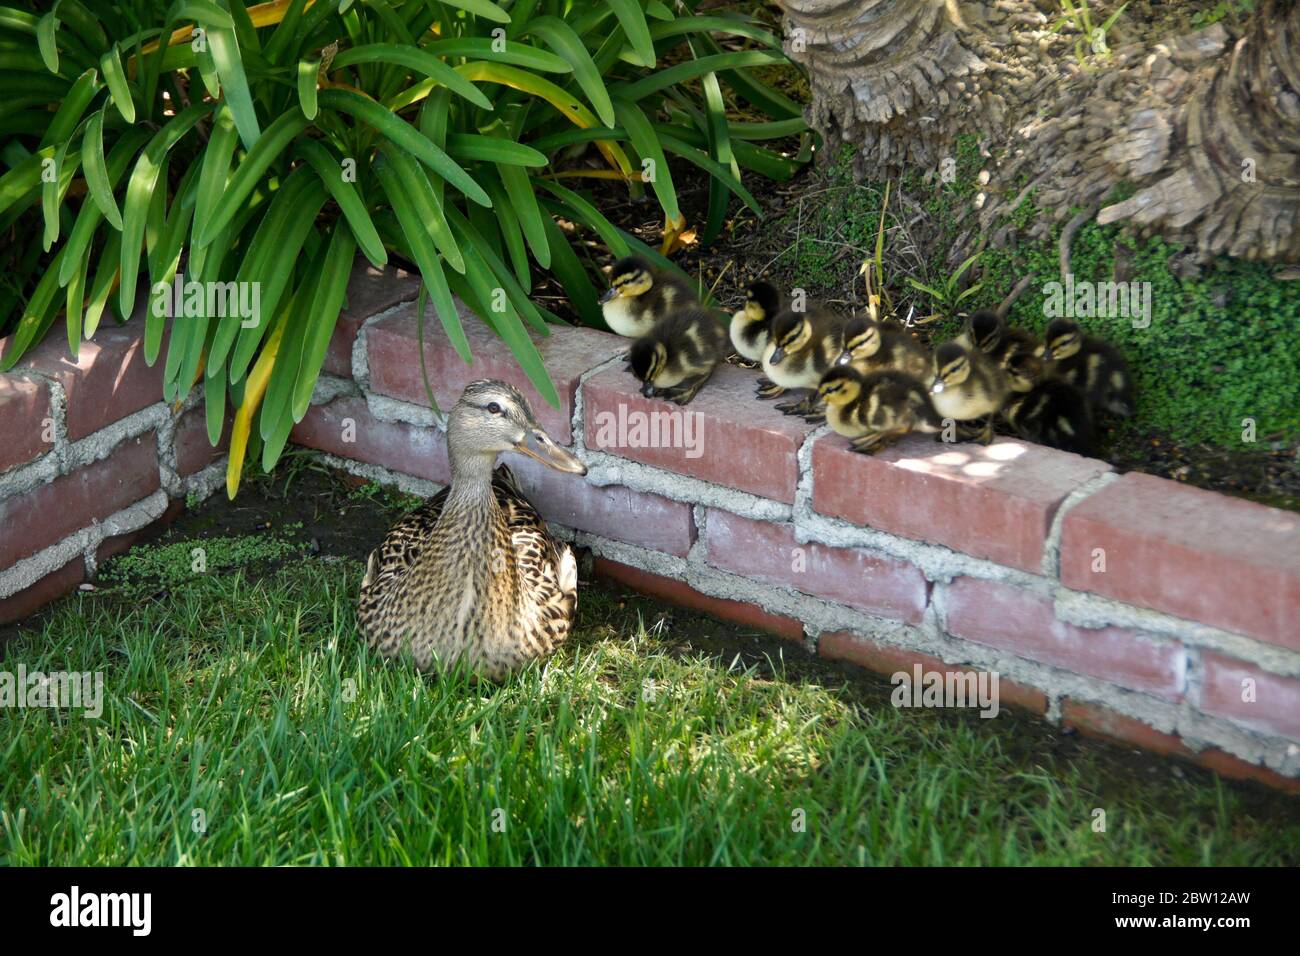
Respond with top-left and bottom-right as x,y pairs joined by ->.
357,380 -> 587,679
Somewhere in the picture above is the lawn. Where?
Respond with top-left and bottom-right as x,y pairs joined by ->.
2,468 -> 1297,866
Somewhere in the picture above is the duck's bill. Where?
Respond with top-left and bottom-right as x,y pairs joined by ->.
639,381 -> 657,398
598,287 -> 618,304
835,351 -> 852,367
514,428 -> 588,475
930,381 -> 945,395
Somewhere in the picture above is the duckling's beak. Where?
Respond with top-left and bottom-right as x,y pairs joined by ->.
599,286 -> 619,304
640,381 -> 657,398
835,350 -> 852,367
769,347 -> 785,364
514,426 -> 587,475
930,379 -> 945,395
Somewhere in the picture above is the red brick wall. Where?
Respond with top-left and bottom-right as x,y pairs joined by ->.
4,258 -> 1298,790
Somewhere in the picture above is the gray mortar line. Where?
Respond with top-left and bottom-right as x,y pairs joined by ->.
1040,469 -> 1118,578
350,300 -> 416,392
0,490 -> 169,599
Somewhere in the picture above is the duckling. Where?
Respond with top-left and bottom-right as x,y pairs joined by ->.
357,380 -> 588,681
929,341 -> 1012,443
818,365 -> 943,453
760,304 -> 849,416
730,279 -> 782,364
956,309 -> 1039,368
1039,318 -> 1134,417
600,255 -> 698,338
626,306 -> 729,405
1002,351 -> 1095,456
837,314 -> 932,380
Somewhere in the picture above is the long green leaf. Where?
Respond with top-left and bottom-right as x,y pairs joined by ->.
332,43 -> 492,111
608,0 -> 656,67
206,14 -> 260,148
318,88 -> 490,208
195,110 -> 309,246
295,138 -> 386,268
81,105 -> 122,229
99,43 -> 135,124
523,17 -> 615,127
614,97 -> 679,223
290,225 -> 357,420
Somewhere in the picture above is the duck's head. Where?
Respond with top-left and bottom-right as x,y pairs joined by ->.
737,280 -> 782,324
966,309 -> 1003,352
765,310 -> 812,366
1041,318 -> 1082,361
1005,350 -> 1047,393
931,342 -> 972,394
838,314 -> 880,366
626,338 -> 669,396
817,365 -> 863,407
449,380 -> 587,475
600,255 -> 655,304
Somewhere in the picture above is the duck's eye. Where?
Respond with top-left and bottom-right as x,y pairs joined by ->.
486,402 -> 502,415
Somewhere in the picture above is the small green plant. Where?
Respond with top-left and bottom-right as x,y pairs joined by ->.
907,252 -> 982,323
1050,0 -> 1129,65
96,528 -> 307,598
1191,0 -> 1255,28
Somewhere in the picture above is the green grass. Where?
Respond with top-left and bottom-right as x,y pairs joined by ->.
776,142 -> 1300,449
3,537 -> 1298,865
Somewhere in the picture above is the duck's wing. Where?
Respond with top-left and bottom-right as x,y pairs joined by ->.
359,487 -> 450,592
494,465 -> 578,639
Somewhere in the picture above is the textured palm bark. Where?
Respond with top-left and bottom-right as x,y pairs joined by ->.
779,0 -> 1300,263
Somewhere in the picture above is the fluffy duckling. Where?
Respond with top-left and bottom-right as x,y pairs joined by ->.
1002,351 -> 1095,456
818,365 -> 943,453
837,314 -> 931,380
730,279 -> 782,364
600,255 -> 698,338
929,341 -> 1011,443
1039,318 -> 1134,417
956,309 -> 1039,368
626,306 -> 729,405
760,304 -> 849,416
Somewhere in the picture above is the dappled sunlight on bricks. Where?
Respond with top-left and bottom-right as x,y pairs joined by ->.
812,432 -> 1112,573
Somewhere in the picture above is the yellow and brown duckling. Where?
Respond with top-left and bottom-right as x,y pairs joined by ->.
730,279 -> 783,365
760,303 -> 849,415
929,341 -> 1012,444
626,306 -> 729,405
818,365 -> 943,453
357,380 -> 588,681
837,313 -> 932,380
1039,318 -> 1134,418
1002,351 -> 1095,457
957,309 -> 1040,368
600,255 -> 699,338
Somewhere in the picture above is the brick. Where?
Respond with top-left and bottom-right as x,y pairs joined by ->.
703,509 -> 927,623
1061,699 -> 1193,758
593,557 -> 804,641
95,499 -> 185,568
1060,472 -> 1300,650
0,434 -> 159,571
291,396 -> 449,484
0,373 -> 52,473
509,456 -> 696,557
173,406 -> 230,476
323,257 -> 421,377
14,316 -> 163,441
0,556 -> 84,628
812,433 -> 1111,572
367,301 -> 623,444
1200,653 -> 1300,741
584,363 -> 816,503
818,631 -> 1048,714
945,577 -> 1186,699
1193,749 -> 1300,793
